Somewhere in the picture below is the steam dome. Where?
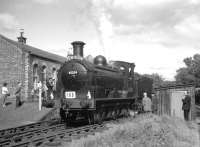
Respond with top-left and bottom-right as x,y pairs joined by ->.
94,55 -> 107,66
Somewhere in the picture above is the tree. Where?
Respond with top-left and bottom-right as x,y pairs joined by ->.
175,54 -> 200,86
142,73 -> 165,88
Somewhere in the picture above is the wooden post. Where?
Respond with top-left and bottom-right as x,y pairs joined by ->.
39,88 -> 42,111
38,81 -> 42,111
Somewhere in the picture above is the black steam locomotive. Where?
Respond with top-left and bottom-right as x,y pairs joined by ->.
56,41 -> 138,124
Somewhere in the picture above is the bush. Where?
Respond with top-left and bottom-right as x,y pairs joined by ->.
63,114 -> 200,147
42,100 -> 55,108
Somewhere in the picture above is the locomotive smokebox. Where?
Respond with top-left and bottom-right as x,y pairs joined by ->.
71,41 -> 85,57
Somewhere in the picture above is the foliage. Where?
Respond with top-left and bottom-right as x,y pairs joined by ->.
62,114 -> 199,147
135,72 -> 167,89
175,54 -> 200,86
143,73 -> 165,88
42,99 -> 55,108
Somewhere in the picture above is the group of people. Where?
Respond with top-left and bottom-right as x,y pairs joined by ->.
1,79 -> 56,108
141,91 -> 191,121
31,78 -> 56,101
1,82 -> 22,108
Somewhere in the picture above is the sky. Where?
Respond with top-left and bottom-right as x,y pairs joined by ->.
1,0 -> 200,80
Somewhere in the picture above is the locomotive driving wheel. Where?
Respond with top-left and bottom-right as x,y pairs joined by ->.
116,109 -> 120,118
94,111 -> 102,124
88,111 -> 95,125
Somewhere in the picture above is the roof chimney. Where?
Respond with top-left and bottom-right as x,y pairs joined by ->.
71,41 -> 85,58
17,29 -> 27,44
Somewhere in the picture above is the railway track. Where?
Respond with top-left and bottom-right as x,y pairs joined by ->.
0,120 -> 60,137
0,119 -> 108,147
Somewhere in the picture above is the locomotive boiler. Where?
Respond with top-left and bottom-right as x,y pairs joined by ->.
56,41 -> 137,124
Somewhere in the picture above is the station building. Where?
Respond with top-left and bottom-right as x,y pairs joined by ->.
0,33 -> 67,101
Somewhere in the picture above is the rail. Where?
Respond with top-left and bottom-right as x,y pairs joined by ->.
0,119 -> 108,147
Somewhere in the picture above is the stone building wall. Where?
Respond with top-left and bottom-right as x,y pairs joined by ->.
23,52 -> 30,101
0,36 -> 24,96
0,35 -> 66,101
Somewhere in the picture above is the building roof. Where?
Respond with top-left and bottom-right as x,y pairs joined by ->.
0,34 -> 67,63
154,83 -> 195,90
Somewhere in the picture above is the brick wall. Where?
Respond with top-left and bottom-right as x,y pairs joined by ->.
0,37 -> 23,97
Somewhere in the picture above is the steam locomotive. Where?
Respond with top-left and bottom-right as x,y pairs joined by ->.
56,41 -> 138,124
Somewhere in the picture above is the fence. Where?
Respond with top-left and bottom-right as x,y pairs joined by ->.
153,84 -> 196,120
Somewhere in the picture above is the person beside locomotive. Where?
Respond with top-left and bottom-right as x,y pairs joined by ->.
46,77 -> 55,100
182,91 -> 191,121
142,92 -> 152,113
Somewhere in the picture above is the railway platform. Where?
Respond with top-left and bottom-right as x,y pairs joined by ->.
0,97 -> 56,130
196,105 -> 200,124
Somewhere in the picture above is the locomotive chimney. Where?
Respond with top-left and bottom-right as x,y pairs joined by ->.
71,41 -> 85,58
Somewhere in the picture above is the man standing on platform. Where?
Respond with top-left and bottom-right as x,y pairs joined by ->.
182,91 -> 191,121
142,92 -> 152,113
15,82 -> 22,108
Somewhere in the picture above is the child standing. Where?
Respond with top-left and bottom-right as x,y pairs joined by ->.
1,83 -> 9,107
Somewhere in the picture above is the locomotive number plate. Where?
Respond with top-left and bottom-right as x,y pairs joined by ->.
68,71 -> 78,75
65,91 -> 76,99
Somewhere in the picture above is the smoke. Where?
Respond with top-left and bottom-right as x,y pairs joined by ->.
89,0 -> 114,56
32,0 -> 58,4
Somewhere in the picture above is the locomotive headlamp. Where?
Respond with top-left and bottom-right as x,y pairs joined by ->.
87,91 -> 91,99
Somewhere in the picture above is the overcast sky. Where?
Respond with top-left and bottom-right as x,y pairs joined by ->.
1,0 -> 200,80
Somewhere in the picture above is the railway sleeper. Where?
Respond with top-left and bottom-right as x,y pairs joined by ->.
31,137 -> 46,147
0,120 -> 59,138
3,124 -> 108,146
10,141 -> 30,147
0,139 -> 11,146
0,129 -> 40,141
42,139 -> 62,147
0,125 -> 56,140
56,132 -> 66,139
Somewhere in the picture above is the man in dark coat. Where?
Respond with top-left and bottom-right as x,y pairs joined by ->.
46,78 -> 54,99
182,91 -> 191,121
15,82 -> 22,108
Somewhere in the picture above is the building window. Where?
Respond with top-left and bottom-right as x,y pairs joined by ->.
33,64 -> 38,90
42,65 -> 47,84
